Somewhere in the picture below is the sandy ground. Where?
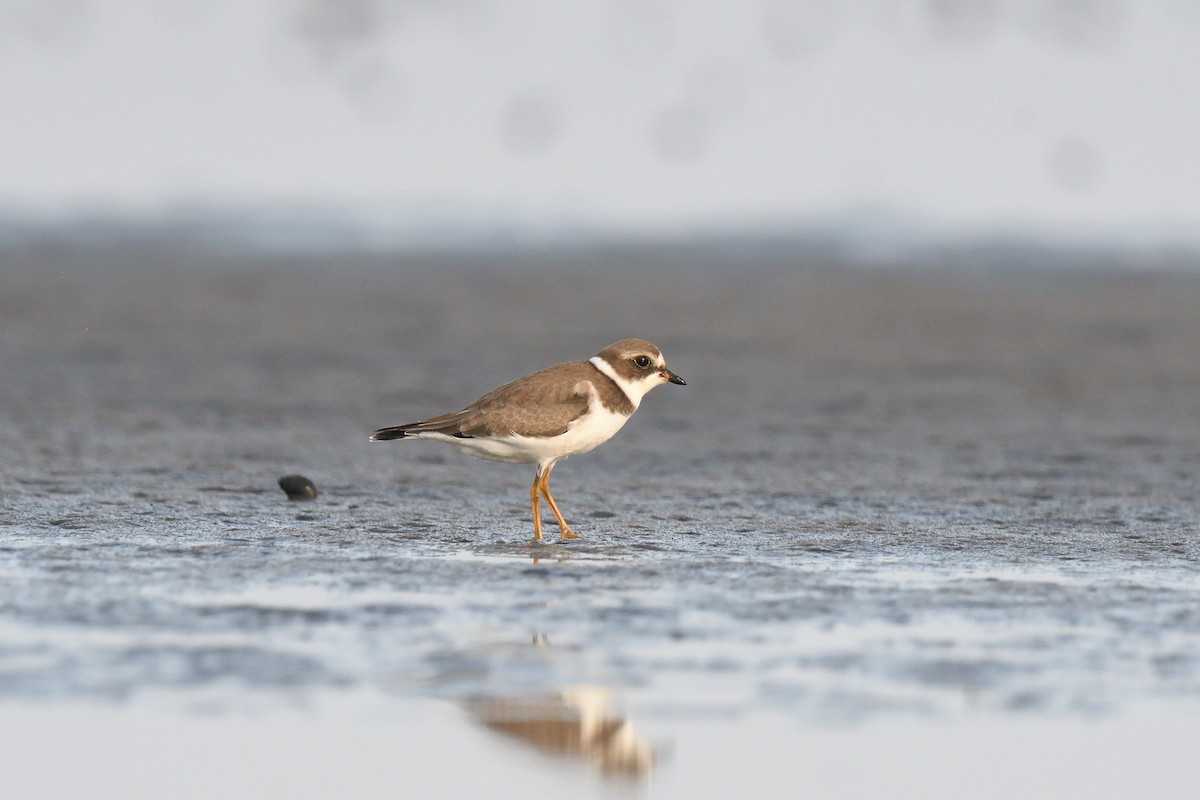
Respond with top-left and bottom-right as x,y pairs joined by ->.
2,242 -> 1199,796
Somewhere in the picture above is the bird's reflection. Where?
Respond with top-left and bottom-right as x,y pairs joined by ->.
466,686 -> 654,777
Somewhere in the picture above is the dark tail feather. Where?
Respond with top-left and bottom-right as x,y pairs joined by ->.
369,426 -> 411,441
371,409 -> 475,442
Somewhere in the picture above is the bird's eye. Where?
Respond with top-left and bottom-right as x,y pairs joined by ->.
633,355 -> 651,368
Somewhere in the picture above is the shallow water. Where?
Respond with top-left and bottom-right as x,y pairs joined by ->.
2,246 -> 1199,796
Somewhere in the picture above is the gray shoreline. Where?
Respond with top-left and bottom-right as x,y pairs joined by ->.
2,244 -> 1198,718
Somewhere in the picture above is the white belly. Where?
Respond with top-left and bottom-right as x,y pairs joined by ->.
416,397 -> 631,467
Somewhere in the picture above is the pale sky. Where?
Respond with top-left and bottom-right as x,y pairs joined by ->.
3,0 -> 1199,243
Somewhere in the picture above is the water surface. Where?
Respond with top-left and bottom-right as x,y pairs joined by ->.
2,247 -> 1199,796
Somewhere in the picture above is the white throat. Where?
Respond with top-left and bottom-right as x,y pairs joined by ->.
589,355 -> 659,409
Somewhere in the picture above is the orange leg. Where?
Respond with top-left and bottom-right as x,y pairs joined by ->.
529,473 -> 543,542
537,464 -> 577,540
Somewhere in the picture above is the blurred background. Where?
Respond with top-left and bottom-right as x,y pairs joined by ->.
4,0 -> 1199,259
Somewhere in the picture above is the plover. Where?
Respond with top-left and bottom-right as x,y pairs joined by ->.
370,338 -> 686,541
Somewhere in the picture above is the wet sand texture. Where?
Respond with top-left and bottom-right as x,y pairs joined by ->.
1,246 -> 1198,720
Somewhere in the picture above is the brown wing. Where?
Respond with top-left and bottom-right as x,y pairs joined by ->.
456,360 -> 594,438
371,360 -> 596,441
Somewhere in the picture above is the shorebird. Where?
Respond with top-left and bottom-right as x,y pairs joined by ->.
370,338 -> 685,541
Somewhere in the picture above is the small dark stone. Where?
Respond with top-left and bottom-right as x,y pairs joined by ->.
278,474 -> 318,501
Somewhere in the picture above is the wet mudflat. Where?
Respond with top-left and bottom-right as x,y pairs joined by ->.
2,245 -> 1199,797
